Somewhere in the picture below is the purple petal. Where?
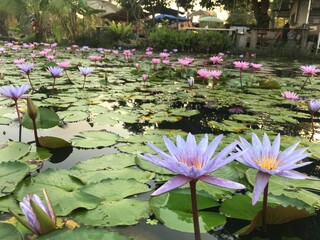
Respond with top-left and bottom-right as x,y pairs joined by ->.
276,170 -> 310,179
163,135 -> 180,158
252,172 -> 271,205
203,134 -> 223,161
151,175 -> 191,196
199,175 -> 245,189
270,134 -> 280,159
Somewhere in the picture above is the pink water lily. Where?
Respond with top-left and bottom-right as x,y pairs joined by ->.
300,65 -> 319,89
160,52 -> 170,58
210,56 -> 223,65
281,91 -> 299,100
251,63 -> 263,73
233,61 -> 249,87
209,70 -> 222,79
56,61 -> 71,69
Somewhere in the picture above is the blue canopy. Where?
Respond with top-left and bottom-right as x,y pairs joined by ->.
153,14 -> 190,23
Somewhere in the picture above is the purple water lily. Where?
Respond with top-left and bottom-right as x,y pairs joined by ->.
140,133 -> 245,239
140,133 -> 245,196
78,67 -> 93,89
236,132 -> 311,231
0,84 -> 30,123
17,63 -> 35,91
47,66 -> 63,77
47,66 -> 63,92
10,190 -> 56,235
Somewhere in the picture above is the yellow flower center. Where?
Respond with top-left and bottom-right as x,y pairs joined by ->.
178,154 -> 203,169
256,156 -> 279,171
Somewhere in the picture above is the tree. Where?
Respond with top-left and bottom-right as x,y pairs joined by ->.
177,0 -> 271,28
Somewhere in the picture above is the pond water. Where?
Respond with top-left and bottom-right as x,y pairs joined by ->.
0,44 -> 319,240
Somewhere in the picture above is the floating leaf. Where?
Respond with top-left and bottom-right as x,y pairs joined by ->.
15,169 -> 101,216
57,110 -> 89,122
0,162 -> 30,197
38,227 -> 128,240
72,199 -> 151,226
0,142 -> 31,162
22,107 -> 60,129
0,222 -> 22,240
71,130 -> 119,148
38,136 -> 72,149
150,189 -> 226,233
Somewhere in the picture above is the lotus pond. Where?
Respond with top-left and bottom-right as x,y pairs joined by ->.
0,43 -> 319,240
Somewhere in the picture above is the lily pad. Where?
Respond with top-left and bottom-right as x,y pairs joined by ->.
150,189 -> 226,233
0,161 -> 30,197
0,142 -> 31,162
71,130 -> 119,148
57,110 -> 89,122
72,199 -> 151,226
38,227 -> 128,240
14,169 -> 102,216
0,222 -> 22,240
22,107 -> 60,129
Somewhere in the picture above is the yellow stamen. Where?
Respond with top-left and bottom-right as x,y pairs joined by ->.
256,156 -> 279,171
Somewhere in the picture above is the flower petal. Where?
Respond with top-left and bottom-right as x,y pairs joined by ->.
276,170 -> 310,179
199,175 -> 245,189
252,172 -> 271,205
151,175 -> 191,196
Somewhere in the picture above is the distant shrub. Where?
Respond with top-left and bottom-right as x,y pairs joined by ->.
148,28 -> 232,53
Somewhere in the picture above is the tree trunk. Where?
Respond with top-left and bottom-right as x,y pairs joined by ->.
252,0 -> 270,28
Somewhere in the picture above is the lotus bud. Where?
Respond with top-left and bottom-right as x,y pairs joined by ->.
27,97 -> 37,120
9,189 -> 56,235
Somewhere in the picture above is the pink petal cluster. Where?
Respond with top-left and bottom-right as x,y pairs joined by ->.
56,61 -> 71,69
142,74 -> 148,82
160,52 -> 170,58
178,57 -> 194,66
210,56 -> 223,64
300,65 -> 319,76
281,91 -> 299,100
123,50 -> 132,59
197,69 -> 211,79
89,55 -> 102,61
152,58 -> 161,65
14,58 -> 26,64
233,61 -> 250,70
251,63 -> 263,69
209,70 -> 222,79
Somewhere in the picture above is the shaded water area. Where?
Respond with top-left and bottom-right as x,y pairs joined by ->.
0,46 -> 320,240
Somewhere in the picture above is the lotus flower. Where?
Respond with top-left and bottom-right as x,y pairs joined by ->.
233,61 -> 249,87
14,58 -> 26,64
160,52 -> 170,58
251,63 -> 263,73
236,133 -> 311,206
47,66 -> 63,92
281,91 -> 299,100
10,190 -> 56,235
140,133 -> 245,240
0,84 -> 30,123
300,65 -> 319,89
78,67 -> 93,89
89,55 -> 102,62
56,61 -> 71,69
187,77 -> 194,89
209,70 -> 222,80
210,56 -> 223,65
142,74 -> 148,85
140,133 -> 245,196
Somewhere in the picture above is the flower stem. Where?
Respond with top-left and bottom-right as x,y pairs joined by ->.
82,76 -> 87,89
189,180 -> 201,240
27,74 -> 35,92
310,113 -> 315,140
52,77 -> 56,93
32,118 -> 40,147
14,100 -> 21,124
301,77 -> 309,89
262,182 -> 269,232
240,70 -> 243,88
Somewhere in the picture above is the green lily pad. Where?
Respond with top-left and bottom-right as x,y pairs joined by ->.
57,110 -> 89,122
22,107 -> 60,129
71,130 -> 119,148
0,117 -> 12,125
80,179 -> 150,200
0,222 -> 22,240
38,136 -> 72,149
38,227 -> 128,240
0,161 -> 30,197
0,142 -> 31,162
246,169 -> 320,207
14,169 -> 101,216
150,189 -> 226,233
72,199 -> 151,226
